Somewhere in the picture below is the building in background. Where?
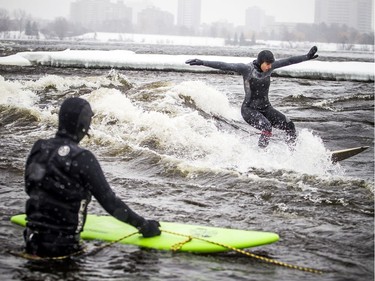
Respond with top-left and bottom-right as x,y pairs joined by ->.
315,0 -> 373,33
245,6 -> 275,33
70,0 -> 132,31
137,7 -> 174,34
245,6 -> 264,32
177,0 -> 201,34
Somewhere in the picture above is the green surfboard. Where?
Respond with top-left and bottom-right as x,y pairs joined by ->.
11,214 -> 279,253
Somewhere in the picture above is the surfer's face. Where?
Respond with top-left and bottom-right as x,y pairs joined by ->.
261,62 -> 272,72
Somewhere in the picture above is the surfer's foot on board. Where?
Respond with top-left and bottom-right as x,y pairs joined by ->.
258,131 -> 271,148
285,133 -> 297,151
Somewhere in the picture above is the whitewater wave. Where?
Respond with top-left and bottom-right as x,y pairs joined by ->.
0,71 -> 345,179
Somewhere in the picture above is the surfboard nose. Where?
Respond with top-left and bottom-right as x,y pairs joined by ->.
331,146 -> 369,163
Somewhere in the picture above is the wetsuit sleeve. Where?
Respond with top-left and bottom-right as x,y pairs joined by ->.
75,150 -> 147,228
272,55 -> 309,70
202,60 -> 248,74
24,140 -> 42,186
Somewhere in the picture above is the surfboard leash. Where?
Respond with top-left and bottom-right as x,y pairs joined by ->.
9,247 -> 88,261
10,229 -> 323,274
162,229 -> 324,274
79,231 -> 140,257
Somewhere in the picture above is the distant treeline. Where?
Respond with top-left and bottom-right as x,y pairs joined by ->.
0,8 -> 373,45
226,23 -> 374,46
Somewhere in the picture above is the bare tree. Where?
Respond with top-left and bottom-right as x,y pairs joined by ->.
13,9 -> 27,36
53,17 -> 68,40
0,9 -> 10,32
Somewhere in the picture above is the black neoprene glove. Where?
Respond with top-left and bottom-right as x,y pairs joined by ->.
185,59 -> 203,66
138,220 -> 161,238
307,46 -> 318,60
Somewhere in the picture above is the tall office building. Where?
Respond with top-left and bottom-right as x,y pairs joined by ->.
245,6 -> 275,32
137,7 -> 174,34
177,0 -> 201,31
70,0 -> 132,30
315,0 -> 373,33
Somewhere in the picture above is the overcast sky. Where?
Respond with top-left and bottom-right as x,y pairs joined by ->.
0,0 -> 315,25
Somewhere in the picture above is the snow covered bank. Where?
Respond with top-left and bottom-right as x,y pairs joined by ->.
0,49 -> 373,82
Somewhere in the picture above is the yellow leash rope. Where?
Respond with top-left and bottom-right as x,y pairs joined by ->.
163,229 -> 323,274
10,229 -> 323,274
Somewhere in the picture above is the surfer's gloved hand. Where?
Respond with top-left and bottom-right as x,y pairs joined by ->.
138,220 -> 161,238
185,59 -> 203,66
307,46 -> 318,60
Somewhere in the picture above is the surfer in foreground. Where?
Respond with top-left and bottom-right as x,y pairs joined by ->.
23,97 -> 161,258
186,46 -> 319,148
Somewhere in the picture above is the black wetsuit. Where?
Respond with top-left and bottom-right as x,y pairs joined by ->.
24,97 -> 159,257
199,54 -> 312,145
24,136 -> 148,257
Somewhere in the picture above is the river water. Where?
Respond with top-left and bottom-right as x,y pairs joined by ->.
0,41 -> 374,281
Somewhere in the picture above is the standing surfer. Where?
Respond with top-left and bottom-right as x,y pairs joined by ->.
23,97 -> 161,258
185,46 -> 318,148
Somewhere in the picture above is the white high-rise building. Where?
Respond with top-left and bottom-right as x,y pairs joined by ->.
315,0 -> 373,33
177,0 -> 201,31
70,0 -> 132,30
245,6 -> 275,32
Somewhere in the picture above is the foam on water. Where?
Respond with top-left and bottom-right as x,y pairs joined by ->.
0,76 -> 40,108
0,43 -> 373,281
0,73 -> 343,178
82,78 -> 340,177
168,81 -> 240,120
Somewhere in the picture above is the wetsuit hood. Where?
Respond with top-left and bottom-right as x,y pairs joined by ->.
253,59 -> 262,71
257,50 -> 275,65
56,97 -> 94,143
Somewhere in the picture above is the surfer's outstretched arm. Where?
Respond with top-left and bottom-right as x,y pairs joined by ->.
272,46 -> 318,70
186,58 -> 248,73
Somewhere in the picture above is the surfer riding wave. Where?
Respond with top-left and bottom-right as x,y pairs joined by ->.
186,46 -> 319,148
